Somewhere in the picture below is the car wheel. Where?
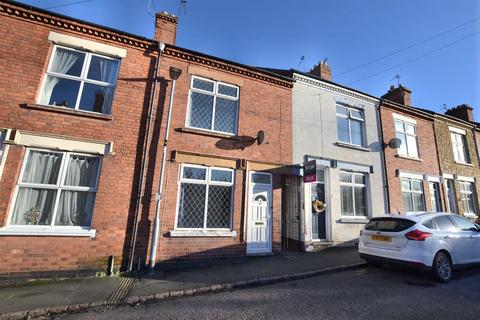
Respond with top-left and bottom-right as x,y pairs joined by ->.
365,259 -> 382,267
433,252 -> 453,282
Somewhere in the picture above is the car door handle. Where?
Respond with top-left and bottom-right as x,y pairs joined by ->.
443,235 -> 451,239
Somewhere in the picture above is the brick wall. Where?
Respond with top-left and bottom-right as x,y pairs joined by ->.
433,118 -> 480,215
380,104 -> 441,213
0,5 -> 157,275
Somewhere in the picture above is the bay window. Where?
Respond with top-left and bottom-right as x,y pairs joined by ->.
39,45 -> 119,115
9,149 -> 101,228
340,171 -> 368,217
186,76 -> 239,135
176,165 -> 234,229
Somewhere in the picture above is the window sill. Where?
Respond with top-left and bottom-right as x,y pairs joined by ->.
454,161 -> 473,167
394,154 -> 423,162
176,127 -> 236,139
21,103 -> 113,121
169,229 -> 237,238
0,226 -> 96,237
334,142 -> 370,152
337,217 -> 369,224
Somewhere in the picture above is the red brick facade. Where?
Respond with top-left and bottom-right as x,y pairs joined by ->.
0,1 -> 292,276
380,100 -> 442,213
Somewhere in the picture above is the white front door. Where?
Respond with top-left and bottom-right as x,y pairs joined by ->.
247,173 -> 272,254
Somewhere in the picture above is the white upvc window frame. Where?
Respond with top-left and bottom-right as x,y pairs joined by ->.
450,130 -> 470,164
0,129 -> 9,180
175,164 -> 235,230
185,75 -> 240,135
336,104 -> 365,147
38,45 -> 120,115
459,181 -> 476,215
339,171 -> 368,218
394,118 -> 419,158
3,148 -> 101,235
401,178 -> 426,212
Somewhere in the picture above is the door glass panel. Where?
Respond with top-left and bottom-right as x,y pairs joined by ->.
434,216 -> 457,231
252,173 -> 271,184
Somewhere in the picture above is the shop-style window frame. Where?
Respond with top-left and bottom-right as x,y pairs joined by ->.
336,104 -> 365,147
339,171 -> 368,217
38,45 -> 120,115
185,76 -> 240,135
175,164 -> 235,230
6,148 -> 102,230
395,119 -> 419,158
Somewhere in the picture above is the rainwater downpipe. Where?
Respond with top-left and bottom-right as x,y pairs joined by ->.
378,98 -> 391,213
149,66 -> 183,274
128,41 -> 165,272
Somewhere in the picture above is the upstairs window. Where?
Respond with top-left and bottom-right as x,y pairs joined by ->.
186,76 -> 239,135
395,119 -> 419,158
450,131 -> 470,164
39,46 -> 120,115
336,105 -> 364,146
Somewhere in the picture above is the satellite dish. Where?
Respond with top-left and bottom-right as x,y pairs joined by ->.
387,138 -> 402,149
256,130 -> 265,145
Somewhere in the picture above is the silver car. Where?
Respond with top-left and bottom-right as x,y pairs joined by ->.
359,212 -> 480,282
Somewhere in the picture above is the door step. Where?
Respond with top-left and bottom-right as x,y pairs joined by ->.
305,241 -> 334,252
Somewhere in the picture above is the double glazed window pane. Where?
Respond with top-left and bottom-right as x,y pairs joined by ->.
56,191 -> 95,226
11,188 -> 56,225
22,151 -> 62,185
79,84 -> 114,114
340,185 -> 353,215
50,48 -> 85,77
189,92 -> 214,130
214,97 -> 237,133
42,76 -> 80,108
211,169 -> 233,183
206,185 -> 232,228
336,106 -> 364,146
177,183 -> 207,228
183,166 -> 207,180
340,172 -> 367,217
350,120 -> 363,146
87,56 -> 118,85
337,117 -> 350,144
395,120 -> 418,158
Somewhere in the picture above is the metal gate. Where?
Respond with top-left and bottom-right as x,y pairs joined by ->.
282,176 -> 304,249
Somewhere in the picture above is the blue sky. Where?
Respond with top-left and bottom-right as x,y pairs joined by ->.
18,0 -> 480,118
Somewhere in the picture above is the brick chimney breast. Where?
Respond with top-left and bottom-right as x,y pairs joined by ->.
381,85 -> 412,107
445,104 -> 474,122
155,12 -> 178,45
308,61 -> 332,81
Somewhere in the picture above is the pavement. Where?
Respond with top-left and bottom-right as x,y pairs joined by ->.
58,265 -> 480,320
0,247 -> 363,319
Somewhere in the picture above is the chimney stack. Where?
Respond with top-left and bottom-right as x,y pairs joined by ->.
381,85 -> 412,106
308,61 -> 332,81
445,104 -> 474,122
154,12 -> 178,45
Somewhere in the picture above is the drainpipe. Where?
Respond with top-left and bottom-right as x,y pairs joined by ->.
128,41 -> 165,272
378,99 -> 391,213
149,66 -> 183,274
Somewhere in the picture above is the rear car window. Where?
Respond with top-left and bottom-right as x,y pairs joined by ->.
423,218 -> 435,229
433,216 -> 457,231
365,218 -> 415,232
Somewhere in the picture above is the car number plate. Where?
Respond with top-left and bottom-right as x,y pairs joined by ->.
371,235 -> 392,242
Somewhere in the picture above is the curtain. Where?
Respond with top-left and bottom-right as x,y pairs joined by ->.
55,156 -> 99,226
23,151 -> 62,184
98,58 -> 117,114
56,191 -> 95,226
39,49 -> 80,105
11,188 -> 55,225
64,155 -> 99,187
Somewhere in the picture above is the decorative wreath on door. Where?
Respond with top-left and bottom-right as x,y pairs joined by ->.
312,200 -> 326,214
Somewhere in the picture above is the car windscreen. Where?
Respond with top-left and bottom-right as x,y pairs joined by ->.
365,218 -> 415,232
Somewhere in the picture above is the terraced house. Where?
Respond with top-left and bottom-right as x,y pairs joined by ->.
0,0 -> 293,277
